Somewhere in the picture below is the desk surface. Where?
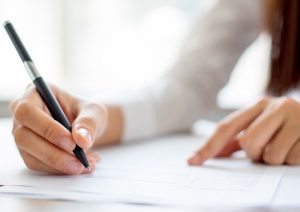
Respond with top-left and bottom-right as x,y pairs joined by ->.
0,118 -> 299,212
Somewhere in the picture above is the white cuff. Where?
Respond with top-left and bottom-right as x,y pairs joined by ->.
95,90 -> 156,144
119,96 -> 156,143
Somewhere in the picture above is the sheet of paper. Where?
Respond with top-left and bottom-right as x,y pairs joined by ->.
0,134 -> 285,207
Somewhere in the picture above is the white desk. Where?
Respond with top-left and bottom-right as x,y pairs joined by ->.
0,118 -> 299,212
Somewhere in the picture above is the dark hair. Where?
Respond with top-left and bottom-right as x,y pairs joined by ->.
267,0 -> 300,95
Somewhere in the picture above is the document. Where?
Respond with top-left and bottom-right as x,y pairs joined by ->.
0,135 -> 285,207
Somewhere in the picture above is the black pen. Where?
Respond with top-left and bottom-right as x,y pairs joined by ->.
3,21 -> 89,168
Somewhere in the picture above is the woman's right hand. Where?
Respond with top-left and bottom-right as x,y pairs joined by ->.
10,84 -> 122,175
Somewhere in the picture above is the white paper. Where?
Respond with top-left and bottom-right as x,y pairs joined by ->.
0,135 -> 285,207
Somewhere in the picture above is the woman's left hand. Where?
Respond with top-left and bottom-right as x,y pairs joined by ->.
188,96 -> 300,166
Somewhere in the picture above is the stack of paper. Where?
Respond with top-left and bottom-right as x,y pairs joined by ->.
0,135 -> 285,207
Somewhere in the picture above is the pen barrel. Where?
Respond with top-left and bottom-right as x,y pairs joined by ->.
3,21 -> 32,62
3,21 -> 89,168
33,77 -> 89,168
33,77 -> 71,131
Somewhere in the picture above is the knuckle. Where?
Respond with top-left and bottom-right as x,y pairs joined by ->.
258,96 -> 272,107
263,151 -> 283,165
77,116 -> 97,130
14,101 -> 31,122
286,153 -> 299,165
241,140 -> 261,161
87,102 -> 104,112
238,134 -> 247,146
277,97 -> 295,110
237,133 -> 251,150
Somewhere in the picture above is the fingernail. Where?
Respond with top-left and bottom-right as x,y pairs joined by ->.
67,160 -> 82,175
60,138 -> 75,151
77,128 -> 92,146
82,166 -> 91,174
188,155 -> 204,166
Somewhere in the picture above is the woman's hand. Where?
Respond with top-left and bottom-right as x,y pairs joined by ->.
188,96 -> 300,166
10,84 -> 123,175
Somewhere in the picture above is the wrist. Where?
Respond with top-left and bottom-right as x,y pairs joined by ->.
94,105 -> 123,147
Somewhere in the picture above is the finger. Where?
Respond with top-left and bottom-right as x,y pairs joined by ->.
19,149 -> 98,174
14,126 -> 87,175
72,103 -> 107,149
216,139 -> 241,157
286,139 -> 300,165
11,83 -> 75,118
82,158 -> 97,174
51,86 -> 78,123
86,151 -> 101,163
29,84 -> 78,123
19,149 -> 65,174
216,132 -> 245,157
188,101 -> 265,165
12,118 -> 21,135
10,84 -> 37,112
239,108 -> 284,162
262,122 -> 299,165
15,85 -> 47,111
14,102 -> 76,152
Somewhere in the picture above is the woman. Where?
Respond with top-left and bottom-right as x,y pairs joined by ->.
10,0 -> 300,175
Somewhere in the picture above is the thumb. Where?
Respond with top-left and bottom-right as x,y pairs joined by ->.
73,127 -> 92,149
72,103 -> 107,149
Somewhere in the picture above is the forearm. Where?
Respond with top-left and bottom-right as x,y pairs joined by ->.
92,0 -> 261,144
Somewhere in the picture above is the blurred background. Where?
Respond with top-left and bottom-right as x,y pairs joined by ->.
0,0 -> 269,117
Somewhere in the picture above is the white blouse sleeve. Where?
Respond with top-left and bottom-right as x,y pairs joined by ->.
119,0 -> 261,142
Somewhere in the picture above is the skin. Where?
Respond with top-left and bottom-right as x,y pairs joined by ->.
11,85 -> 300,175
188,96 -> 300,166
10,84 -> 123,175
